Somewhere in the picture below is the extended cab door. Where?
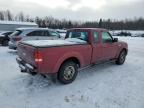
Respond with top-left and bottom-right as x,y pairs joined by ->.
91,31 -> 103,63
101,31 -> 118,60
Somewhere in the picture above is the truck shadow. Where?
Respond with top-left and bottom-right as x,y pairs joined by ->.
0,62 -> 122,99
79,62 -> 117,75
22,62 -> 118,88
78,62 -> 118,79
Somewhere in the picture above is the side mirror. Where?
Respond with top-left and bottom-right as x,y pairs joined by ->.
113,38 -> 118,42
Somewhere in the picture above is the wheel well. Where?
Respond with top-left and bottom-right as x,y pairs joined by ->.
121,48 -> 127,55
60,57 -> 80,68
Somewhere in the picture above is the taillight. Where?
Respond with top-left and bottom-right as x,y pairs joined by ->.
34,51 -> 43,63
14,36 -> 22,41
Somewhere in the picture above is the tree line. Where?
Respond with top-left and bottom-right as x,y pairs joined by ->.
0,10 -> 144,30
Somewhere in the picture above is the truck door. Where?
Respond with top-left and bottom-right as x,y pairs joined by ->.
91,31 -> 103,63
101,32 -> 117,60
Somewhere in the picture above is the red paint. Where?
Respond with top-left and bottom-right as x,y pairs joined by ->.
17,28 -> 128,74
34,51 -> 43,62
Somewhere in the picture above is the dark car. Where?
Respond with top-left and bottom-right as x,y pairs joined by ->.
0,31 -> 13,46
141,34 -> 144,37
117,31 -> 131,36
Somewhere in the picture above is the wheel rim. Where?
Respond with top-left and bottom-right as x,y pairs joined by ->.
63,66 -> 75,80
120,51 -> 126,63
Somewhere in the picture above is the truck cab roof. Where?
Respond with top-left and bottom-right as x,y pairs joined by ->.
68,28 -> 107,32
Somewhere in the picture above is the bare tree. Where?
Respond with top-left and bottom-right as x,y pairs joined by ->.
98,18 -> 103,28
16,12 -> 25,21
6,10 -> 13,21
0,11 -> 4,20
0,9 -> 144,30
25,15 -> 30,22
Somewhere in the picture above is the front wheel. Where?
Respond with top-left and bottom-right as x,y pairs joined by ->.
116,50 -> 127,65
58,61 -> 78,84
2,40 -> 9,46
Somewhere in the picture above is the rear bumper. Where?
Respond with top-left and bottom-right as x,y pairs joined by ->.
16,57 -> 37,75
9,41 -> 17,50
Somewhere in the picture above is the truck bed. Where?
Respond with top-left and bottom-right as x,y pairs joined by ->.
20,39 -> 87,48
17,41 -> 92,74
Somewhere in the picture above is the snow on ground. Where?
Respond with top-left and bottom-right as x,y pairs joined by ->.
110,30 -> 144,37
0,37 -> 144,108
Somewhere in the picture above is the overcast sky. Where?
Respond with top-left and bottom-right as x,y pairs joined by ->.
0,0 -> 144,21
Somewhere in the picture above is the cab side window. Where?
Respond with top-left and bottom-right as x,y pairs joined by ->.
102,32 -> 113,43
93,31 -> 99,43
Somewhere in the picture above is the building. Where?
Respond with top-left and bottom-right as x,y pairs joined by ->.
0,21 -> 38,31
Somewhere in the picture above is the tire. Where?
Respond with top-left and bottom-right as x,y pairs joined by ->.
58,61 -> 78,84
2,40 -> 9,46
116,50 -> 127,65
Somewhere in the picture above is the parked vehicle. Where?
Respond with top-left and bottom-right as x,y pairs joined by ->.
16,28 -> 128,84
0,31 -> 13,46
9,28 -> 60,50
117,31 -> 131,36
141,34 -> 144,37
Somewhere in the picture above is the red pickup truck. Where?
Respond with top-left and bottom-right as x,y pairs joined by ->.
16,28 -> 128,84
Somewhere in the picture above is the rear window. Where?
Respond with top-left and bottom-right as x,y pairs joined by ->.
10,30 -> 22,37
66,31 -> 88,41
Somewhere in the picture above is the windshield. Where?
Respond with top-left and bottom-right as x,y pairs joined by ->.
66,31 -> 88,42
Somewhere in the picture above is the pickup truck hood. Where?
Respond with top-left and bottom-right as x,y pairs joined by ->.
20,38 -> 87,47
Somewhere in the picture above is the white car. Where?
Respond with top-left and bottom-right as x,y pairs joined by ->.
9,28 -> 60,50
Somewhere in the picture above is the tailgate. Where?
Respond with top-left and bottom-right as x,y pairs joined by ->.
17,43 -> 37,66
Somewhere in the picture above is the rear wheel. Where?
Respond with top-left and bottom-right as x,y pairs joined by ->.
116,50 -> 127,65
58,61 -> 78,84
